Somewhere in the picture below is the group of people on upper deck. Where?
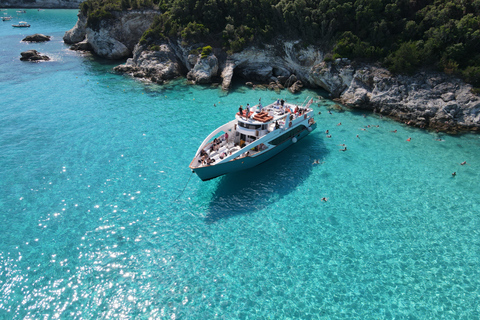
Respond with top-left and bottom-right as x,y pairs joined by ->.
238,98 -> 309,121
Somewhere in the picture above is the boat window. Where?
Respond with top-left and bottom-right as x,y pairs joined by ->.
238,121 -> 262,130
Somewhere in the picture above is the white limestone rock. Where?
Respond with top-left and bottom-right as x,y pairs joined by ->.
63,12 -> 86,44
309,59 -> 355,97
114,43 -> 183,83
221,59 -> 235,90
186,54 -> 219,84
64,10 -> 158,59
339,66 -> 480,131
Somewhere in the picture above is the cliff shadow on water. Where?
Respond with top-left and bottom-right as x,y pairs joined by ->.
205,134 -> 328,223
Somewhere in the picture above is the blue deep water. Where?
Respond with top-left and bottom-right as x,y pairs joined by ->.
1,9 -> 480,319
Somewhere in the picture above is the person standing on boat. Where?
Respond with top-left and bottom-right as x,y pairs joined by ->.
246,104 -> 250,119
238,105 -> 243,117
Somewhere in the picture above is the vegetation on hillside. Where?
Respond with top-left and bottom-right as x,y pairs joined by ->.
80,0 -> 480,87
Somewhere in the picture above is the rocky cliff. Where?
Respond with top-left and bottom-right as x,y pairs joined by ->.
64,10 -> 159,59
65,12 -> 480,133
339,65 -> 480,133
0,0 -> 81,8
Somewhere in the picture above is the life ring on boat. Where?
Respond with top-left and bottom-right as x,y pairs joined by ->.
289,121 -> 292,127
292,137 -> 297,143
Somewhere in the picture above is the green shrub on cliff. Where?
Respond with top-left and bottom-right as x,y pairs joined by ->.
384,41 -> 423,75
200,45 -> 212,59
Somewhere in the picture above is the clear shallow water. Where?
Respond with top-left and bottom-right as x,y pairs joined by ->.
1,9 -> 480,319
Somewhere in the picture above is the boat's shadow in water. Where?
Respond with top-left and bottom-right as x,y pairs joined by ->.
205,136 -> 327,223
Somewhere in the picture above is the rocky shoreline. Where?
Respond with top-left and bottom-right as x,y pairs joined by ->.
64,10 -> 480,133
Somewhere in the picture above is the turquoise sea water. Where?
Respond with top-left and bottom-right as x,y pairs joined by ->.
1,9 -> 480,319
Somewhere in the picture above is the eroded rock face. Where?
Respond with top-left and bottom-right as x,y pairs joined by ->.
69,40 -> 92,52
64,13 -> 86,44
339,66 -> 480,132
20,50 -> 50,61
309,59 -> 355,97
64,10 -> 158,59
113,43 -> 183,83
186,54 -> 219,84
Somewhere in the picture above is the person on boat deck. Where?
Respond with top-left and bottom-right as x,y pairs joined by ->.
280,99 -> 285,106
275,121 -> 280,129
246,104 -> 250,118
294,105 -> 299,114
258,102 -> 263,112
199,154 -> 208,164
238,105 -> 243,116
224,132 -> 229,141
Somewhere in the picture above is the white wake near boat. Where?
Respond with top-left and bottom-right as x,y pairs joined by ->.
189,97 -> 317,181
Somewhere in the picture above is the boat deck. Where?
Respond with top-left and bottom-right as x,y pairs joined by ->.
190,99 -> 315,171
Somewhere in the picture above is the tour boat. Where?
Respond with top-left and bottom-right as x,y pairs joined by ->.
2,16 -> 12,21
12,21 -> 30,27
189,98 -> 317,181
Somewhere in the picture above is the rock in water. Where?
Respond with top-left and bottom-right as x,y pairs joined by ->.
20,50 -> 50,62
22,34 -> 51,42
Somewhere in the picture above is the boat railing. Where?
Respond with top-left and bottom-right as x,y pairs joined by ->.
194,119 -> 236,157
